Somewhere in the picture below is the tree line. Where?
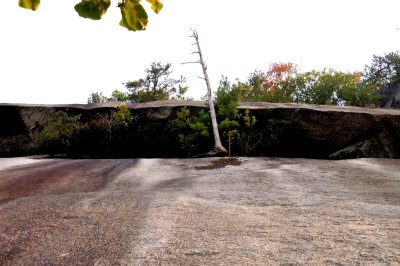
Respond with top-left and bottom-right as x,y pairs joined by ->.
39,51 -> 400,157
88,51 -> 400,109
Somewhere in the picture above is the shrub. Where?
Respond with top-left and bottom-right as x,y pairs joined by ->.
169,107 -> 211,156
38,111 -> 81,154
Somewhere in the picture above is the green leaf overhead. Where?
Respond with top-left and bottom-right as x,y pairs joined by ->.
119,0 -> 148,31
74,0 -> 111,20
18,0 -> 162,31
146,0 -> 163,14
19,0 -> 40,11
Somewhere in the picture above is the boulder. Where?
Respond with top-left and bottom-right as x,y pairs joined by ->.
0,101 -> 399,159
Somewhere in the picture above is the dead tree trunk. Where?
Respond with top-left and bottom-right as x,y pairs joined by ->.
183,29 -> 227,155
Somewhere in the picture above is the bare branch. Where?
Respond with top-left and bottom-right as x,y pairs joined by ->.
181,61 -> 201,65
190,28 -> 199,40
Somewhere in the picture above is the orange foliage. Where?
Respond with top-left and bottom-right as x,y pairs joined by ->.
262,63 -> 298,95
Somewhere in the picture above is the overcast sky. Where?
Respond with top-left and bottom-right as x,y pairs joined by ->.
1,0 -> 399,104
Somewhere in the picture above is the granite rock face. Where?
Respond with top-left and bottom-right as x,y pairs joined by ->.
1,101 -> 399,159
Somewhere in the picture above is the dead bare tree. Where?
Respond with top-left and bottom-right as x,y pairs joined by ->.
182,29 -> 227,155
97,112 -> 115,149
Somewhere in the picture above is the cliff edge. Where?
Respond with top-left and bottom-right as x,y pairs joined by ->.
1,101 -> 399,159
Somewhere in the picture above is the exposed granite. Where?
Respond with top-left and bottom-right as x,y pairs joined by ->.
1,101 -> 400,159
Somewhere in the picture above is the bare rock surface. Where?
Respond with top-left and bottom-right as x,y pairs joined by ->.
0,157 -> 399,265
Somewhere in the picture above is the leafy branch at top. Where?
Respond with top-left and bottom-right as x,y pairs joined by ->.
18,0 -> 163,31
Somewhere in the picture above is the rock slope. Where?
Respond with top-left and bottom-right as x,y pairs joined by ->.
1,157 -> 399,264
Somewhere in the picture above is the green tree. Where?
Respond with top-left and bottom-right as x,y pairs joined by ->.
233,66 -> 377,107
215,77 -> 242,156
39,111 -> 81,153
238,70 -> 264,101
215,77 -> 241,118
287,70 -> 340,105
19,0 -> 163,32
363,51 -> 400,89
363,51 -> 400,107
113,105 -> 133,128
214,76 -> 262,156
237,109 -> 259,155
285,69 -> 376,107
124,62 -> 188,103
337,80 -> 379,107
170,107 -> 210,156
88,92 -> 108,104
219,119 -> 239,156
108,90 -> 129,102
242,109 -> 257,128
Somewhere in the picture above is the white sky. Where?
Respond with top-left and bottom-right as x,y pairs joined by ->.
0,0 -> 399,104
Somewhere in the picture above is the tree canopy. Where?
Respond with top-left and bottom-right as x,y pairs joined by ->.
363,51 -> 400,107
363,52 -> 400,89
214,52 -> 399,108
213,61 -> 384,108
123,62 -> 188,103
88,62 -> 188,103
88,92 -> 108,104
88,52 -> 400,109
18,0 -> 163,31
